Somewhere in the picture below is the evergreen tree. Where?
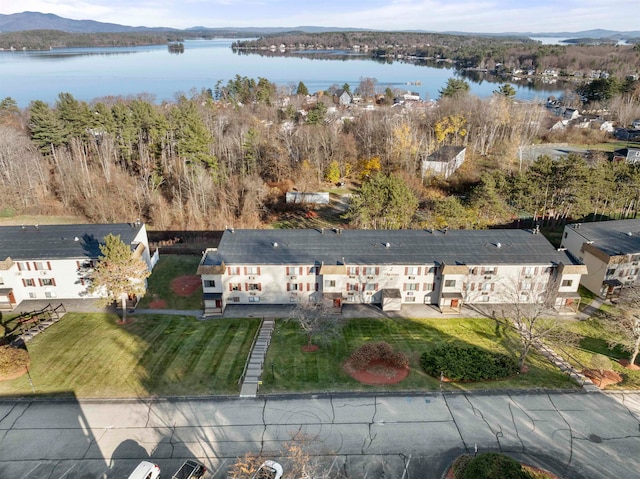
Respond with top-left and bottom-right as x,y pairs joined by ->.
438,78 -> 470,99
343,173 -> 418,229
296,81 -> 309,96
28,100 -> 66,155
88,233 -> 150,323
493,83 -> 516,98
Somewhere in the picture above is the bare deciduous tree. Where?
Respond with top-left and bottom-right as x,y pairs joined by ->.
287,301 -> 342,348
600,286 -> 640,366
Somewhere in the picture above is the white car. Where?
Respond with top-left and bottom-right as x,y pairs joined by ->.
127,461 -> 161,479
252,460 -> 283,479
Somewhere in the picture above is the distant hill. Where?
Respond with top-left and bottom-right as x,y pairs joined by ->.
1,11 -> 638,40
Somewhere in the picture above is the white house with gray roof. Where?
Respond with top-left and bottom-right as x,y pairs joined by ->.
561,219 -> 640,299
0,223 -> 152,310
198,228 -> 586,315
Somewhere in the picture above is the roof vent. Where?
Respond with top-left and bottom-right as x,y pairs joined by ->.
74,236 -> 80,242
627,231 -> 633,237
273,242 -> 278,248
385,242 -> 391,248
496,242 -> 502,248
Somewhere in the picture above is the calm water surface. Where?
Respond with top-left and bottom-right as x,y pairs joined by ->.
1,38 -> 568,107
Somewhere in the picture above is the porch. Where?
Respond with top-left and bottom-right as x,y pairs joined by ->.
439,292 -> 463,314
0,288 -> 16,311
601,279 -> 623,300
203,292 -> 224,316
555,292 -> 582,315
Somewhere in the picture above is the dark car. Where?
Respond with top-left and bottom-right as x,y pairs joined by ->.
171,460 -> 206,479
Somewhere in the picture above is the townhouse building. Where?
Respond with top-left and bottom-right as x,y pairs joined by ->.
198,228 -> 586,315
561,219 -> 640,299
0,223 -> 152,310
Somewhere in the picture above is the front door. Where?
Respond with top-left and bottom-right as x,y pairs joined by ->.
451,299 -> 460,308
215,299 -> 222,308
333,298 -> 342,308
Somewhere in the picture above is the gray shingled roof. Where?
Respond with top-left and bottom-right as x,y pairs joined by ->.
202,228 -> 574,266
0,223 -> 144,260
567,220 -> 640,256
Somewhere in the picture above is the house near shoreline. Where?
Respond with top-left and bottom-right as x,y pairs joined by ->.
0,223 -> 154,311
197,228 -> 586,316
561,219 -> 640,299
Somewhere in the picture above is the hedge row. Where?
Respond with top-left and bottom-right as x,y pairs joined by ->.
420,343 -> 518,381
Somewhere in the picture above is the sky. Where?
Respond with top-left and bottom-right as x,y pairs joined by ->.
1,0 -> 639,33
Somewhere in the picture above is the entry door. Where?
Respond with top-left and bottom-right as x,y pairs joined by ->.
333,298 -> 342,308
451,299 -> 460,308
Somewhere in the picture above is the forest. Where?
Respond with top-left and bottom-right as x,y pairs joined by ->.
0,72 -> 639,232
234,32 -> 640,78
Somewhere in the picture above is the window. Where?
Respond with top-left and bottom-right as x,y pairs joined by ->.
606,268 -> 616,276
407,266 -> 418,275
523,267 -> 534,276
248,283 -> 260,291
348,266 -> 359,276
324,280 -> 336,288
364,266 -> 376,275
24,278 -> 35,287
34,261 -> 50,270
230,283 -> 241,291
444,279 -> 456,287
405,296 -> 416,302
17,262 -> 31,271
423,282 -> 434,292
521,281 -> 532,291
248,296 -> 260,302
482,282 -> 492,291
247,266 -> 259,275
561,279 -> 573,287
406,283 -> 418,291
347,283 -> 359,292
288,266 -> 301,275
41,278 -> 55,286
29,292 -> 36,299
347,296 -> 356,302
289,283 -> 300,291
228,266 -> 240,275
365,283 -> 376,291
290,297 -> 300,302
44,290 -> 56,298
484,267 -> 497,275
231,296 -> 240,303
204,280 -> 216,288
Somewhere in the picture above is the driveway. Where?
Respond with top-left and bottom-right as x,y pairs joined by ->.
0,392 -> 638,478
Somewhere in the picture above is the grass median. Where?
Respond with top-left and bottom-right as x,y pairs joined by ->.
0,312 -> 260,398
261,317 -> 578,393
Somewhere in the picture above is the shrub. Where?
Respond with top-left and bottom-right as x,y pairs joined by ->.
461,452 -> 531,479
452,454 -> 473,479
349,341 -> 409,370
0,345 -> 29,376
421,343 -> 518,381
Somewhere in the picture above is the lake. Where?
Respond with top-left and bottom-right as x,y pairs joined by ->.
0,38 -> 569,107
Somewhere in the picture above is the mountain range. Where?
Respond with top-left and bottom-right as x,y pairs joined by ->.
1,11 -> 639,39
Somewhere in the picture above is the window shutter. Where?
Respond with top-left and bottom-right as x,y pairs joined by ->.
257,267 -> 261,275
286,266 -> 290,275
245,283 -> 248,291
229,284 -> 233,291
355,267 -> 359,275
375,283 -> 379,291
22,279 -> 26,287
423,283 -> 428,291
17,262 -> 22,271
534,267 -> 539,274
76,261 -> 81,269
287,283 -> 290,291
307,283 -> 310,291
227,267 -> 231,275
299,283 -> 303,291
416,283 -> 420,291
481,267 -> 485,275
26,262 -> 31,271
81,278 -> 85,286
258,283 -> 262,291
244,267 -> 248,275
51,278 -> 56,286
34,262 -> 38,271
404,267 -> 408,275
471,283 -> 475,291
47,261 -> 51,270
417,267 -> 422,275
403,283 -> 407,291
491,283 -> 495,291
38,278 -> 42,286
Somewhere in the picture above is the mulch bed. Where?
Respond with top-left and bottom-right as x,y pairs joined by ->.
170,275 -> 202,296
0,365 -> 28,382
301,344 -> 319,352
619,359 -> 640,370
149,298 -> 167,309
582,368 -> 623,388
343,359 -> 409,385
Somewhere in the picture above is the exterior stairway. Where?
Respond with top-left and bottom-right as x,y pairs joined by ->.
239,317 -> 275,397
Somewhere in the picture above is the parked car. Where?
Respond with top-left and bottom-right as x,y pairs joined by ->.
171,460 -> 206,479
127,461 -> 160,479
252,460 -> 283,479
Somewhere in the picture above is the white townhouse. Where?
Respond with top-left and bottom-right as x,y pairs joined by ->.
0,223 -> 152,310
561,219 -> 640,299
198,228 -> 586,315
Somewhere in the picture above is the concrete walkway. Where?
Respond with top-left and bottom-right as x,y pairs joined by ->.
239,317 -> 275,397
578,296 -> 605,320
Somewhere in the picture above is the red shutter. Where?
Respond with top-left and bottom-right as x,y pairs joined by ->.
287,283 -> 290,291
418,267 -> 422,275
375,267 -> 380,275
244,267 -> 247,275
423,282 -> 428,290
17,262 -> 22,271
286,266 -> 290,275
257,267 -> 261,275
403,283 -> 407,291
258,283 -> 262,291
491,283 -> 495,291
22,279 -> 26,287
34,262 -> 38,271
51,278 -> 56,286
299,283 -> 303,291
534,267 -> 539,274
26,262 -> 31,271
38,278 -> 42,286
229,284 -> 233,291
47,261 -> 51,270
481,267 -> 485,275
404,267 -> 408,275
245,283 -> 248,291
81,278 -> 85,286
375,283 -> 379,291
227,267 -> 231,275
416,283 -> 420,291
355,267 -> 359,275
76,261 -> 81,269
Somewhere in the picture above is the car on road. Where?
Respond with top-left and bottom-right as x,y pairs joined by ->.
127,461 -> 160,479
252,460 -> 283,479
171,460 -> 207,479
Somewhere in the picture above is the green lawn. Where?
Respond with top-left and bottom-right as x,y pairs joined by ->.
0,313 -> 260,397
261,317 -> 578,393
138,254 -> 202,309
553,318 -> 640,390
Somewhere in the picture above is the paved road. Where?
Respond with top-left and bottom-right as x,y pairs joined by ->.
1,391 -> 639,478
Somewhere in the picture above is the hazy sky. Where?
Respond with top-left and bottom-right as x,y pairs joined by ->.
1,0 -> 639,32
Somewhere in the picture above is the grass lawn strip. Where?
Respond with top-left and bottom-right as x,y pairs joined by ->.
0,313 -> 260,397
262,317 -> 577,393
138,254 -> 202,309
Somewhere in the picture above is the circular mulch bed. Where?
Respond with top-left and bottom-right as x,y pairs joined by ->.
171,275 -> 202,296
302,344 -> 319,352
0,365 -> 29,382
149,298 -> 167,309
344,359 -> 410,385
619,359 -> 640,370
582,368 -> 623,388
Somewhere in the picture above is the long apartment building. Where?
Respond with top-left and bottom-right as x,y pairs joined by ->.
561,219 -> 640,299
198,228 -> 586,315
0,223 -> 152,310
